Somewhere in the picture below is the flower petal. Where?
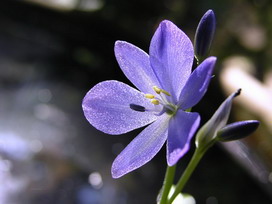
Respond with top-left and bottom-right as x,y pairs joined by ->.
178,57 -> 216,109
167,110 -> 200,166
114,41 -> 160,94
149,20 -> 194,102
111,113 -> 170,178
82,80 -> 157,135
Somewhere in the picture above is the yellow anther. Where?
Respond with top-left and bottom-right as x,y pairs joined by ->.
153,86 -> 161,94
151,99 -> 160,105
145,94 -> 155,99
152,86 -> 171,96
161,89 -> 171,96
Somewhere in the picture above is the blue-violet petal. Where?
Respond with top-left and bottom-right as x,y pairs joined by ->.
111,113 -> 170,178
82,80 -> 157,135
167,110 -> 200,166
178,56 -> 216,110
115,41 -> 160,94
149,20 -> 194,103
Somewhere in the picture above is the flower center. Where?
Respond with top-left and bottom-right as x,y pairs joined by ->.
130,86 -> 177,116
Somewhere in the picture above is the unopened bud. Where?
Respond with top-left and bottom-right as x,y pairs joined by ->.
216,120 -> 259,142
194,10 -> 216,60
195,89 -> 241,151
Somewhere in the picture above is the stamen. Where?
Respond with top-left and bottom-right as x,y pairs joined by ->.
160,89 -> 171,96
153,86 -> 161,94
145,94 -> 155,99
130,104 -> 146,112
152,86 -> 171,96
151,99 -> 160,105
143,86 -> 175,115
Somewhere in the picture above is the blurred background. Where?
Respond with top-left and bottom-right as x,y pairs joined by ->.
0,0 -> 272,203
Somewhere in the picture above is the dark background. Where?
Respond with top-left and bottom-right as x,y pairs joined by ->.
0,0 -> 272,203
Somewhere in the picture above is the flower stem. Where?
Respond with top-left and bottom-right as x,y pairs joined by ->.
167,148 -> 205,204
159,165 -> 176,204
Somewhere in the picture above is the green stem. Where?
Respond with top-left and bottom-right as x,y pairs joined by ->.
167,148 -> 205,204
159,165 -> 176,204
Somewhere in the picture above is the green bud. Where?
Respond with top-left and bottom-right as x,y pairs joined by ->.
195,89 -> 241,151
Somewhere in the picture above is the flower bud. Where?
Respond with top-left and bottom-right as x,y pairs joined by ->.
195,89 -> 241,151
216,120 -> 259,142
194,10 -> 216,60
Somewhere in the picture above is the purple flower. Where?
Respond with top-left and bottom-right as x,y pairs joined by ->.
82,20 -> 216,178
